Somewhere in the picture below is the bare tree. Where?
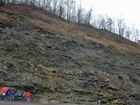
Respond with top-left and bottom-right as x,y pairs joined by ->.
52,0 -> 59,14
0,0 -> 5,6
125,27 -> 131,39
30,0 -> 36,6
106,17 -> 114,32
134,29 -> 140,43
77,1 -> 84,24
65,0 -> 75,21
58,0 -> 66,18
98,15 -> 106,29
69,0 -> 77,22
138,40 -> 140,44
92,15 -> 98,28
117,18 -> 126,36
42,0 -> 46,8
45,0 -> 52,11
24,0 -> 30,5
84,8 -> 93,26
12,0 -> 16,3
59,5 -> 64,17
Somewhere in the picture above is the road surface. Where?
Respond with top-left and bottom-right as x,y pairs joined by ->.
0,101 -> 78,105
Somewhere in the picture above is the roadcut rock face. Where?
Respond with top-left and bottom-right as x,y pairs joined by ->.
0,3 -> 140,105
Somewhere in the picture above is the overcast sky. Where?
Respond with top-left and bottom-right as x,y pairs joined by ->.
76,0 -> 140,29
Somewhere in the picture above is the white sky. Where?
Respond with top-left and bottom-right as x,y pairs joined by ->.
76,0 -> 140,29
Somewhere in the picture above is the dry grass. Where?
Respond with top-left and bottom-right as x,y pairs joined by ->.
52,77 -> 69,87
1,3 -> 140,54
0,13 -> 9,21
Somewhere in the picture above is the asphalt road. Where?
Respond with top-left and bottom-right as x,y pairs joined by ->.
0,101 -> 78,105
0,101 -> 42,105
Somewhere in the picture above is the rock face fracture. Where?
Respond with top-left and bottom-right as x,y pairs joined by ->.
0,3 -> 140,105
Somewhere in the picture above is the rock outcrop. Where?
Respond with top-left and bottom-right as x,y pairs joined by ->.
0,4 -> 140,105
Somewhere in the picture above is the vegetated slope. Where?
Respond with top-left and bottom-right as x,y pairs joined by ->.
0,3 -> 140,105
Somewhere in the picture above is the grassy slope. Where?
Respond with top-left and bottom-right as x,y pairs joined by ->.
0,3 -> 140,54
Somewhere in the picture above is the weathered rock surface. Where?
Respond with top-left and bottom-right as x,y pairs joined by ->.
0,4 -> 140,105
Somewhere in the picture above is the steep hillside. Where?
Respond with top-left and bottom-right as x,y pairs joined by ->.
0,3 -> 140,105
